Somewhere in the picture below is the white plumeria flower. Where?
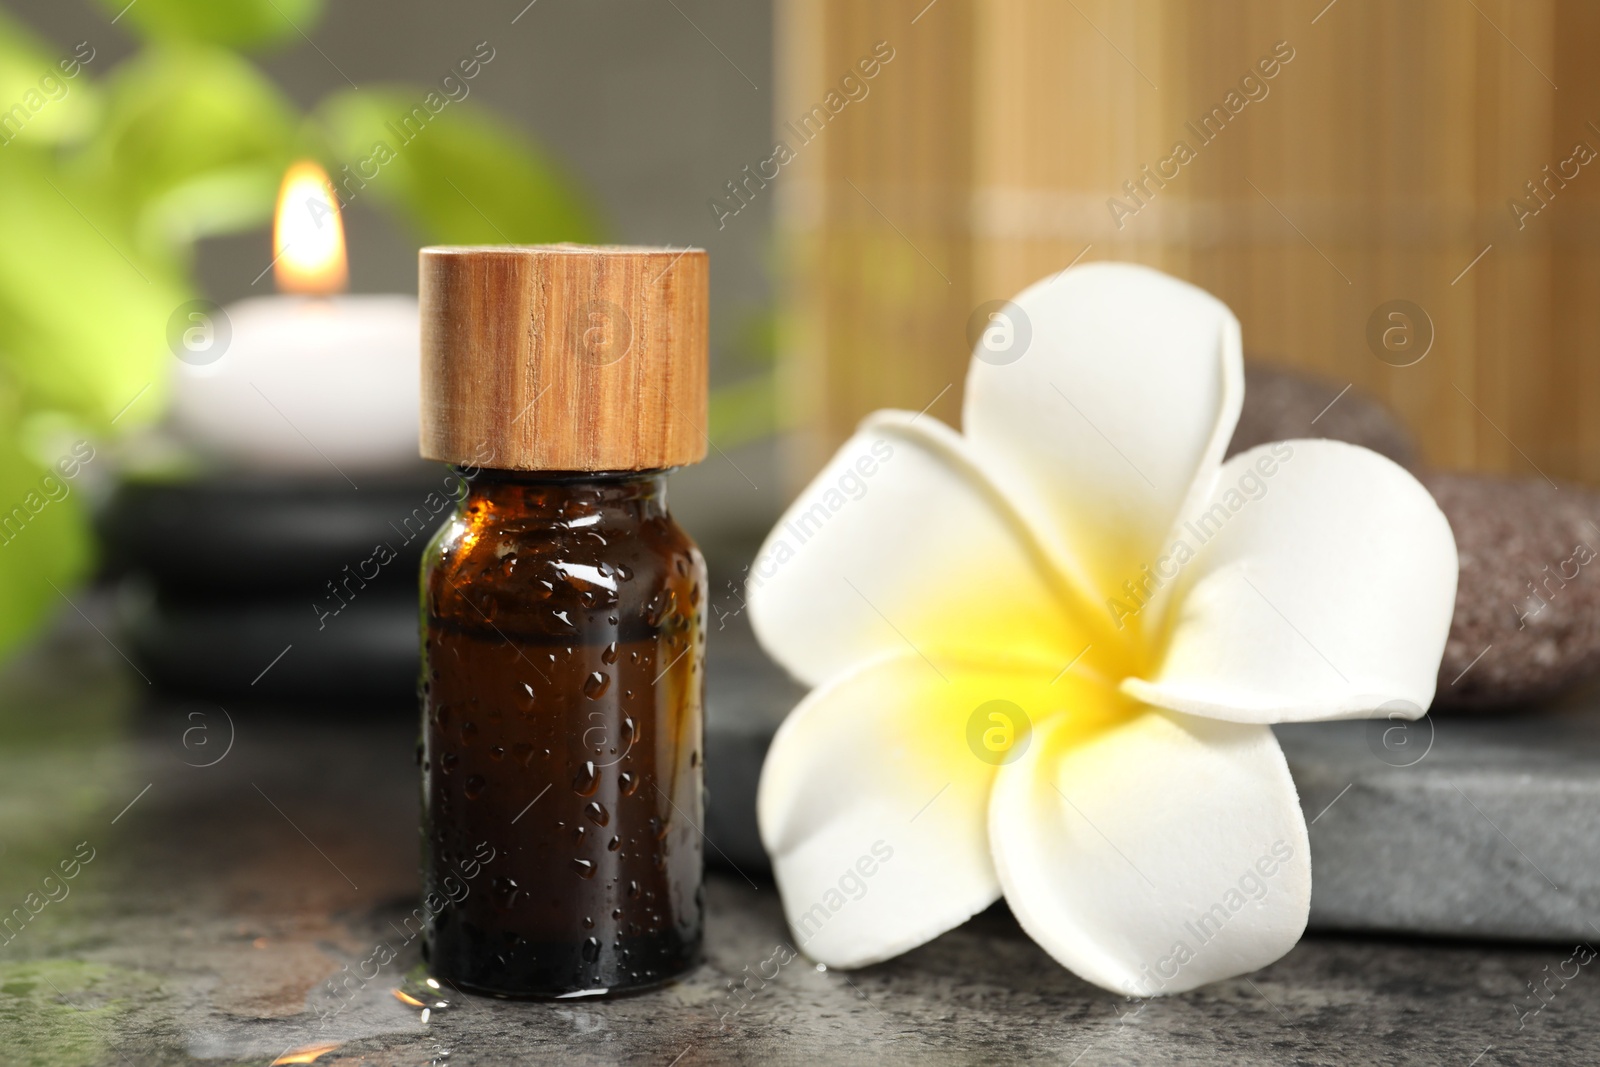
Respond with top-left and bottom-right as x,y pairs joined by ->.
746,263 -> 1458,996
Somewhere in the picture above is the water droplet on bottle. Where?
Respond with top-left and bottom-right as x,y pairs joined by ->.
440,752 -> 459,774
573,761 -> 599,796
645,589 -> 677,626
582,916 -> 595,930
621,717 -> 637,745
491,876 -> 521,911
464,775 -> 486,800
616,563 -> 633,581
581,936 -> 601,962
583,672 -> 610,699
584,801 -> 609,827
572,858 -> 597,879
601,642 -> 618,665
619,772 -> 639,796
626,879 -> 640,899
607,836 -> 621,852
489,745 -> 505,761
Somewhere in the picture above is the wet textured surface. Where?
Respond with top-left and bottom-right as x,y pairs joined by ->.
3,614 -> 1598,1065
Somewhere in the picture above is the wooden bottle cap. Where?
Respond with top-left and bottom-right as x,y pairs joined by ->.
419,244 -> 708,471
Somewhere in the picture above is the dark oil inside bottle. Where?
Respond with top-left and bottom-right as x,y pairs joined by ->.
419,469 -> 705,996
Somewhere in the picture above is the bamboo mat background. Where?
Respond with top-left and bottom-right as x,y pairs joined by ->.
775,0 -> 1596,490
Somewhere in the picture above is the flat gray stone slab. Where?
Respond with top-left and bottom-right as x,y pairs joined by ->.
706,615 -> 1600,944
1280,691 -> 1600,942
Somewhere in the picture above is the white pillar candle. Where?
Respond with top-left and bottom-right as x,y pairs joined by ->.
166,161 -> 422,476
170,294 -> 420,475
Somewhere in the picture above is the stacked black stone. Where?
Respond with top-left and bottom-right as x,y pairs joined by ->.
98,464 -> 457,701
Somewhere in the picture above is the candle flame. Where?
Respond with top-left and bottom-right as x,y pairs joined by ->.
273,160 -> 348,295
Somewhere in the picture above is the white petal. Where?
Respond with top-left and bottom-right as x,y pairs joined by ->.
1123,439 -> 1458,723
963,263 -> 1242,604
990,707 -> 1310,996
759,654 -> 1080,968
747,412 -> 1099,690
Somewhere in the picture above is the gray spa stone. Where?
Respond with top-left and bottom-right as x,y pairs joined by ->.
1227,362 -> 1418,469
1279,687 -> 1600,941
707,613 -> 1600,945
1423,471 -> 1600,711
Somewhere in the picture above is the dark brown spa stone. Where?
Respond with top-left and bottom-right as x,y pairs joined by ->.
1228,362 -> 1418,469
1426,471 -> 1600,711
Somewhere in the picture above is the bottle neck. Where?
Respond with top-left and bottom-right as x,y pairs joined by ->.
458,467 -> 670,519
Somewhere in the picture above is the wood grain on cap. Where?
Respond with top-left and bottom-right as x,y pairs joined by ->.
420,244 -> 708,470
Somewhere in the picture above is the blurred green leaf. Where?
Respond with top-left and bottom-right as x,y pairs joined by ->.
0,145 -> 188,428
728,304 -> 778,372
707,373 -> 777,452
0,9 -> 101,145
90,0 -> 324,51
70,43 -> 298,256
0,428 -> 93,659
313,87 -> 603,244
0,9 -> 615,660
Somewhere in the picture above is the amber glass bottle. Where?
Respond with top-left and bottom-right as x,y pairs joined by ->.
416,245 -> 709,997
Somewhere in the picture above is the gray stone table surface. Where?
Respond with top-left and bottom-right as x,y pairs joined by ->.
3,621 -> 1599,1066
